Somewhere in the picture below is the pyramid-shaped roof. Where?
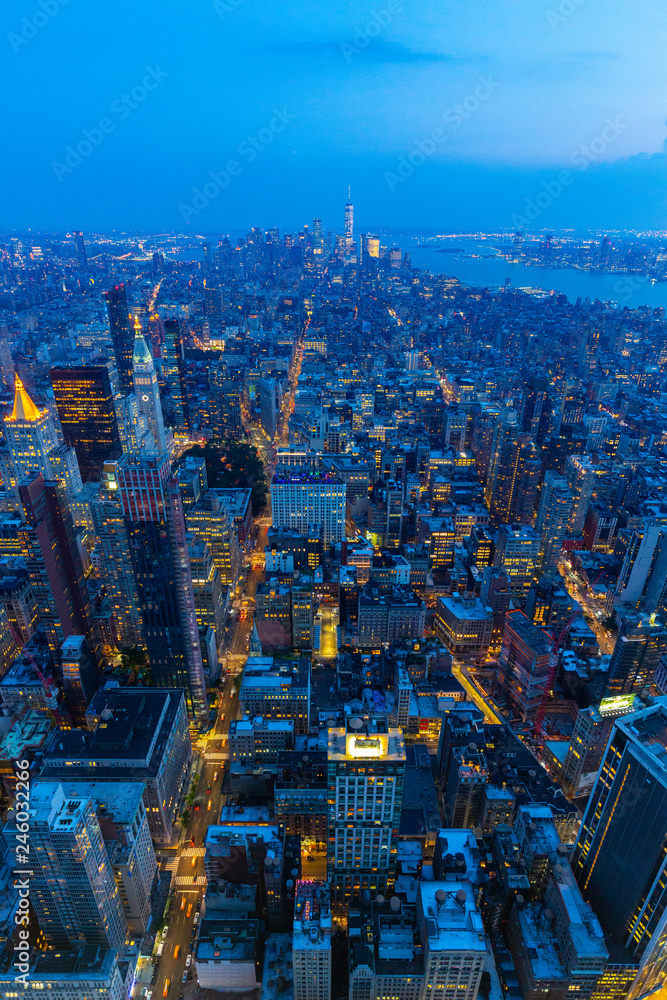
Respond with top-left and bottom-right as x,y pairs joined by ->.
7,375 -> 43,422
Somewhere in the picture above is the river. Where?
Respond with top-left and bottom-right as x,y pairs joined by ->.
399,236 -> 667,311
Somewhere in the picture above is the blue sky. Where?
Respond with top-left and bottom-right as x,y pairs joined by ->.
2,0 -> 666,233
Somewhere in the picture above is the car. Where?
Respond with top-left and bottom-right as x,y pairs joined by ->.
213,771 -> 218,781
163,980 -> 170,998
186,903 -> 192,918
180,896 -> 185,911
173,945 -> 180,959
207,800 -> 212,811
182,972 -> 188,984
186,955 -> 192,967
194,912 -> 200,924
194,803 -> 200,812
206,788 -> 211,795
306,855 -> 315,862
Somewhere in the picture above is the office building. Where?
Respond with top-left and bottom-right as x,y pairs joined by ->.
603,613 -> 667,696
256,579 -> 293,650
2,375 -> 81,502
18,474 -> 96,659
111,455 -> 208,721
163,318 -> 188,430
357,582 -> 425,646
485,410 -> 540,525
275,751 -> 328,846
293,880 -> 332,1000
61,635 -> 99,726
562,694 -> 640,798
536,471 -> 574,572
292,575 -> 315,649
41,685 -> 192,846
91,473 -> 144,649
496,609 -> 553,722
228,716 -> 294,764
344,193 -> 354,254
132,323 -> 167,454
0,947 -> 130,1000
185,494 -> 241,592
327,715 -> 406,903
564,454 -> 595,535
194,916 -> 262,993
271,466 -> 346,545
434,593 -> 493,656
105,284 -> 134,394
573,703 -> 667,965
239,655 -> 310,734
259,376 -> 278,438
50,365 -> 122,481
72,229 -> 88,269
209,363 -> 243,440
7,780 -> 127,948
494,523 -> 541,596
614,522 -> 664,609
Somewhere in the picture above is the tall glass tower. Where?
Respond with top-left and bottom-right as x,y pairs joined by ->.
105,284 -> 134,393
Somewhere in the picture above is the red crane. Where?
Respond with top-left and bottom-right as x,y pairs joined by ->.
534,610 -> 581,736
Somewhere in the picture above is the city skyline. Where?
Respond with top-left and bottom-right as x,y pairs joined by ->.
2,0 -> 667,231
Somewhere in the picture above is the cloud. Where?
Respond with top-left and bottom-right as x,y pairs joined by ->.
267,40 -> 481,65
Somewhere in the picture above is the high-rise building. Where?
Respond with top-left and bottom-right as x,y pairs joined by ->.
291,576 -> 314,649
496,609 -> 553,722
603,613 -> 667,696
132,320 -> 167,454
259,377 -> 278,439
614,522 -> 664,609
3,375 -> 83,500
8,780 -> 127,948
485,410 -> 540,525
111,455 -> 208,721
163,318 -> 188,431
493,523 -> 541,596
105,284 -> 134,393
72,230 -> 88,270
561,694 -> 640,798
271,466 -> 346,545
564,454 -> 595,535
50,365 -> 122,481
239,655 -> 310,734
344,191 -> 354,255
535,470 -> 574,572
42,685 -> 192,846
293,880 -> 332,1000
573,702 -> 667,966
18,474 -> 96,659
327,715 -> 406,903
209,363 -> 243,440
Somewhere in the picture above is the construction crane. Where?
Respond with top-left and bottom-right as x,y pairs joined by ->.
534,609 -> 581,737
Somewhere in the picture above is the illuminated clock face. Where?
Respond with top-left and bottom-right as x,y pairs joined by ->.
142,394 -> 150,402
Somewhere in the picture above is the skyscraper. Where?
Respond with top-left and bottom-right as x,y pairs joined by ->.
573,702 -> 667,965
209,364 -> 243,441
259,377 -> 278,439
603,613 -> 667,696
344,190 -> 354,255
132,318 -> 167,453
496,608 -> 553,722
11,780 -> 127,949
292,881 -> 332,1000
50,365 -> 122,481
18,473 -> 96,659
535,470 -> 574,572
111,455 -> 208,721
72,230 -> 88,270
163,318 -> 188,430
105,284 -> 134,393
3,375 -> 82,500
485,410 -> 540,525
327,715 -> 406,903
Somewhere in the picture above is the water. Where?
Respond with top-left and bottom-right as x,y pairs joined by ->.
401,236 -> 667,311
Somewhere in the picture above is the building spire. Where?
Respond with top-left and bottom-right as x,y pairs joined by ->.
8,374 -> 43,422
